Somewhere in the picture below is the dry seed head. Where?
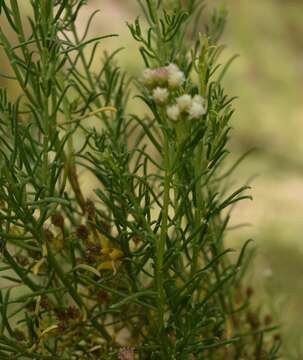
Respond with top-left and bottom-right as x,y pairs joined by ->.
51,212 -> 64,228
40,296 -> 50,310
57,321 -> 67,334
100,220 -> 111,233
97,290 -> 108,302
76,224 -> 89,240
264,314 -> 272,326
246,286 -> 254,297
26,301 -> 36,312
118,347 -> 135,360
246,311 -> 260,329
15,255 -> 29,267
86,243 -> 101,253
44,228 -> 54,242
14,329 -> 25,342
66,305 -> 80,320
85,251 -> 96,264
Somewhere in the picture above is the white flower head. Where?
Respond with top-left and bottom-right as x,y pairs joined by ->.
188,101 -> 206,119
152,87 -> 169,105
142,68 -> 156,87
167,63 -> 185,89
176,94 -> 192,112
166,63 -> 179,73
166,104 -> 180,121
192,94 -> 205,106
153,67 -> 169,85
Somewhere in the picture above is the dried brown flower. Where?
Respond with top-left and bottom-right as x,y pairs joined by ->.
76,224 -> 89,240
15,255 -> 29,267
246,311 -> 260,329
118,347 -> 135,360
14,329 -> 25,342
51,212 -> 64,228
44,229 -> 54,242
264,314 -> 272,326
246,286 -> 254,298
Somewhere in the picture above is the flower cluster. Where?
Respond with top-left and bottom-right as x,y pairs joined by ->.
142,63 -> 206,122
167,94 -> 206,121
142,63 -> 185,90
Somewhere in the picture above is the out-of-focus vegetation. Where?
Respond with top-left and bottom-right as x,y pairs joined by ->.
1,0 -> 302,356
224,1 -> 303,355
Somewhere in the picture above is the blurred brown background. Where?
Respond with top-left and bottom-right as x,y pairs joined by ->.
1,0 -> 302,355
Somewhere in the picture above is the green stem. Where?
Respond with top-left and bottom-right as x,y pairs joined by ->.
157,128 -> 170,355
3,249 -> 40,292
151,1 -> 167,63
191,142 -> 204,276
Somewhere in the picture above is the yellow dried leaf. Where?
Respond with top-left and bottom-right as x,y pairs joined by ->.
53,234 -> 63,251
73,264 -> 101,277
226,317 -> 233,339
97,261 -> 113,270
40,325 -> 58,338
100,247 -> 111,255
96,229 -> 109,248
109,249 -> 124,260
42,244 -> 48,256
89,345 -> 102,353
33,258 -> 45,275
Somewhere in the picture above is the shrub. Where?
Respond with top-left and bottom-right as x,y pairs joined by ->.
0,1 -> 281,359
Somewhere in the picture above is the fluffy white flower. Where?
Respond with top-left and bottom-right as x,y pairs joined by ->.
192,95 -> 205,106
142,68 -> 156,87
176,94 -> 192,112
166,63 -> 179,73
154,67 -> 169,85
152,87 -> 169,105
168,70 -> 185,89
141,64 -> 185,90
166,104 -> 180,121
188,101 -> 206,119
167,63 -> 185,89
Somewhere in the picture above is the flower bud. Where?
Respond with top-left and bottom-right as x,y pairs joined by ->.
188,101 -> 206,119
176,94 -> 192,112
152,87 -> 169,105
154,67 -> 169,85
141,68 -> 156,87
167,104 -> 180,121
167,63 -> 185,89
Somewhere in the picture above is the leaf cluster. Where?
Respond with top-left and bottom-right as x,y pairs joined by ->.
0,1 -> 282,359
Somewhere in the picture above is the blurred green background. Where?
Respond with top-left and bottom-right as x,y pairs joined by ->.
1,0 -> 302,356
